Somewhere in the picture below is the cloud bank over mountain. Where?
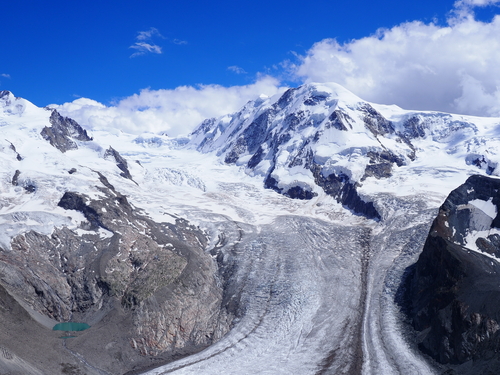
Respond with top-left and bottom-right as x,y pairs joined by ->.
292,2 -> 500,116
52,76 -> 286,136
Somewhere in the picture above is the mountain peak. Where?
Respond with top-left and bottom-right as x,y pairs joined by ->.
189,82 -> 411,219
0,90 -> 13,98
189,81 -> 500,219
0,90 -> 24,115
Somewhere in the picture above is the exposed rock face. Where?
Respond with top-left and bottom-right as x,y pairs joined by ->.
325,109 -> 352,131
7,141 -> 23,161
0,173 -> 231,374
40,110 -> 92,152
104,146 -> 134,180
360,102 -> 396,135
362,150 -> 405,181
400,175 -> 500,373
11,169 -> 20,186
11,169 -> 36,192
311,165 -> 381,220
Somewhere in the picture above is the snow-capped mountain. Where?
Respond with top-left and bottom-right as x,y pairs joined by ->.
190,82 -> 500,219
1,85 -> 500,375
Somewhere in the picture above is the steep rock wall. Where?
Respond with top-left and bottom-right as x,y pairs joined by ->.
400,175 -> 500,373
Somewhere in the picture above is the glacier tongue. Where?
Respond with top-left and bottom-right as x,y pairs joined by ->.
142,197 -> 440,375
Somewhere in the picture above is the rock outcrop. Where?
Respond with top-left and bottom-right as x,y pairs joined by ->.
104,146 -> 134,181
0,173 -> 231,374
310,164 -> 380,220
400,175 -> 500,373
41,110 -> 92,152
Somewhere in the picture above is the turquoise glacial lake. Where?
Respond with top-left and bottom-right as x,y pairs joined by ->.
52,322 -> 90,332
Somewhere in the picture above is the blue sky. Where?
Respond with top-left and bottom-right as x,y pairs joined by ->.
2,0 -> 500,136
0,0 -> 483,104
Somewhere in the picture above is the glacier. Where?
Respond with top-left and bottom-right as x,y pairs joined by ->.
1,85 -> 500,374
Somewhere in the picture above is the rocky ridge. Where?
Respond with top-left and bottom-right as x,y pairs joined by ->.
41,110 -> 93,152
400,175 -> 500,374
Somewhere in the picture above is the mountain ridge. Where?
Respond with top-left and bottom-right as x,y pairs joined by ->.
189,82 -> 500,219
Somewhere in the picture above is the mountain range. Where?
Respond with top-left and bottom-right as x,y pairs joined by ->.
1,84 -> 500,374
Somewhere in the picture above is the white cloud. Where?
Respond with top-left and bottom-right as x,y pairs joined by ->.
130,42 -> 162,57
173,39 -> 188,45
455,0 -> 500,8
454,73 -> 500,115
136,27 -> 163,41
452,0 -> 500,20
51,76 -> 286,137
130,28 -> 164,57
228,66 -> 247,74
292,6 -> 500,116
129,27 -> 187,56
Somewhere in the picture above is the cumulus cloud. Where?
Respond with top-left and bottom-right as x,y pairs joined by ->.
130,27 -> 164,57
455,0 -> 500,8
454,73 -> 500,115
292,4 -> 500,116
1,73 -> 10,79
51,76 -> 286,137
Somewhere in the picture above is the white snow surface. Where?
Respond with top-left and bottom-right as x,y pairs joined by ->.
452,198 -> 500,261
469,198 -> 497,219
2,84 -> 500,375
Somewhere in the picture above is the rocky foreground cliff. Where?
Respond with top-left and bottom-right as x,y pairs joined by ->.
400,175 -> 500,374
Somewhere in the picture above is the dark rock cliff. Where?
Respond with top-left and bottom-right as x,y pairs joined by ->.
104,146 -> 134,181
41,110 -> 92,152
311,165 -> 381,220
399,175 -> 500,373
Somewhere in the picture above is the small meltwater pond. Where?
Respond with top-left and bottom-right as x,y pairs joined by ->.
53,322 -> 90,332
